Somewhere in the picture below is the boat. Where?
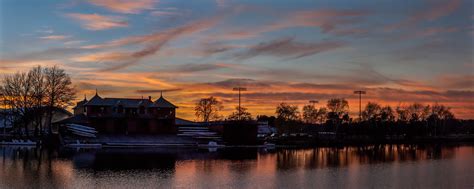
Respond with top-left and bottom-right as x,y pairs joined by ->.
65,124 -> 98,138
66,124 -> 98,133
70,130 -> 96,138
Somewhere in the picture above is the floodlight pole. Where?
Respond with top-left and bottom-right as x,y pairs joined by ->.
353,90 -> 366,121
233,87 -> 247,120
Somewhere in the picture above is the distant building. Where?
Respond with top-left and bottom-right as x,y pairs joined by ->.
67,92 -> 178,135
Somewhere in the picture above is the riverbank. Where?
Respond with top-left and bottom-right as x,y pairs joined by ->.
2,134 -> 474,148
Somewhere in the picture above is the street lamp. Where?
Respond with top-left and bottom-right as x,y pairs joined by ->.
233,87 -> 247,120
353,90 -> 366,121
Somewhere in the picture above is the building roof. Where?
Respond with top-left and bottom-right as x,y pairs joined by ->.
153,96 -> 178,108
81,92 -> 177,108
104,98 -> 153,107
84,93 -> 104,106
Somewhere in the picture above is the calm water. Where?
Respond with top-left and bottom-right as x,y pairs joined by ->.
1,144 -> 473,189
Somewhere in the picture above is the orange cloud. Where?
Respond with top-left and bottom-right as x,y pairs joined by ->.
39,35 -> 71,40
88,0 -> 156,14
69,71 -> 474,120
71,52 -> 129,62
67,13 -> 128,30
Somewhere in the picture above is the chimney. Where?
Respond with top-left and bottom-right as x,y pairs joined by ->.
148,96 -> 152,101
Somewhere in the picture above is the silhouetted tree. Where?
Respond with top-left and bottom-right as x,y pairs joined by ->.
44,66 -> 75,134
326,98 -> 349,122
302,104 -> 318,124
316,107 -> 327,124
396,105 -> 409,122
30,66 -> 46,136
276,103 -> 299,121
275,103 -> 300,133
362,102 -> 381,122
407,103 -> 430,122
1,71 -> 34,137
227,106 -> 253,121
195,96 -> 223,123
380,105 -> 395,122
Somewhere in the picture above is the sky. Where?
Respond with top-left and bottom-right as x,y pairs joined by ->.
0,0 -> 473,120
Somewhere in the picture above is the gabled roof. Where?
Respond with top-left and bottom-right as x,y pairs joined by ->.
154,96 -> 178,108
84,93 -> 104,106
82,91 -> 177,108
104,98 -> 152,107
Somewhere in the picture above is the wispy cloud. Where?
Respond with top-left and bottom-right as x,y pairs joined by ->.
150,10 -> 183,17
216,0 -> 228,8
67,13 -> 128,30
394,27 -> 458,41
213,9 -> 370,41
385,0 -> 461,31
39,35 -> 71,40
235,37 -> 346,60
88,17 -> 221,71
437,74 -> 474,90
71,52 -> 129,62
88,0 -> 156,14
136,88 -> 182,94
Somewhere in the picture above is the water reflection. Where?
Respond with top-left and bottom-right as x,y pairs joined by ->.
274,145 -> 453,170
1,144 -> 473,189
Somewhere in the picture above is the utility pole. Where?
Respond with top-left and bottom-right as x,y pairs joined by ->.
233,87 -> 247,120
353,90 -> 366,121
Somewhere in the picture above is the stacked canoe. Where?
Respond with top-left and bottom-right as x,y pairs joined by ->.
66,124 -> 97,138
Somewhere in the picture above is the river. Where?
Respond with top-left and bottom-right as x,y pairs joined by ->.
1,144 -> 473,189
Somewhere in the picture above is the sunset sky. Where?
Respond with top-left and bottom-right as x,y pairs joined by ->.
0,0 -> 473,120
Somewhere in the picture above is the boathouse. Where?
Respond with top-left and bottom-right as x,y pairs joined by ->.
66,91 -> 178,135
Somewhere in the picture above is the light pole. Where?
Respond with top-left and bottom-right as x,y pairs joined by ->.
353,90 -> 366,121
233,87 -> 247,120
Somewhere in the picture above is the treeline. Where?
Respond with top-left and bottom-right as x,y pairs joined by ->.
0,66 -> 75,137
194,96 -> 472,136
265,98 -> 471,137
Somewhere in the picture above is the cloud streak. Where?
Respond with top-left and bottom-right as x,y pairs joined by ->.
235,37 -> 346,60
67,13 -> 128,30
94,17 -> 221,71
39,35 -> 71,40
88,0 -> 156,14
385,0 -> 461,31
